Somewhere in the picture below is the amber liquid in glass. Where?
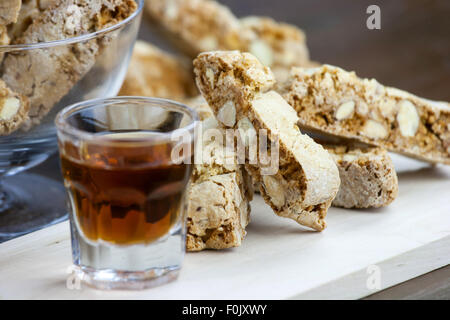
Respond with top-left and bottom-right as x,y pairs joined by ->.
61,132 -> 192,245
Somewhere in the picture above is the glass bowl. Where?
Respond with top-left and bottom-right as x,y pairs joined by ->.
0,0 -> 143,240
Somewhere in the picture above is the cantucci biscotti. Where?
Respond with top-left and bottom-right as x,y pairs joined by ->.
325,144 -> 398,208
253,140 -> 399,209
282,65 -> 450,165
145,0 -> 247,57
186,96 -> 252,251
194,51 -> 340,231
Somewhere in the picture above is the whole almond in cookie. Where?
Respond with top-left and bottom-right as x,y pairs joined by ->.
282,65 -> 450,165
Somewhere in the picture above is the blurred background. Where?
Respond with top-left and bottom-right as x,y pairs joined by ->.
139,0 -> 450,101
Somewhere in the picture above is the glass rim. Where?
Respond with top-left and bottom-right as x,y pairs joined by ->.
55,96 -> 200,145
0,0 -> 143,52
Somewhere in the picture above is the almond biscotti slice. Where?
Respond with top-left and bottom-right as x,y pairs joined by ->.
119,40 -> 196,100
282,65 -> 450,165
324,144 -> 398,208
252,142 -> 398,209
186,97 -> 252,251
194,51 -> 340,231
145,0 -> 249,57
187,171 -> 251,251
0,79 -> 29,135
0,0 -> 21,26
2,0 -> 138,127
240,16 -> 310,83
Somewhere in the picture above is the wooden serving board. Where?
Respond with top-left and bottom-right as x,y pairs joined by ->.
0,154 -> 449,300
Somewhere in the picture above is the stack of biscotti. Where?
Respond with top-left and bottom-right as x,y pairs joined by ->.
253,139 -> 399,209
131,0 -> 405,243
0,0 -> 138,134
144,0 -> 313,82
142,0 -> 402,211
121,44 -> 400,233
194,51 -> 341,231
281,65 -> 450,165
117,0 -> 450,256
185,96 -> 253,251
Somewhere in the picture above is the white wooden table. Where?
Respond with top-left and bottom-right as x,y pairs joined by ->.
0,154 -> 449,299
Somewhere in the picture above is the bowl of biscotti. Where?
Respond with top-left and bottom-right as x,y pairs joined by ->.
0,0 -> 143,176
117,0 -> 449,251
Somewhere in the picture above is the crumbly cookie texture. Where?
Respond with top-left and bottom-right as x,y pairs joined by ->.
324,144 -> 398,208
0,0 -> 21,25
186,97 -> 252,251
2,0 -> 137,128
194,51 -> 340,231
0,79 -> 30,135
187,172 -> 251,251
240,16 -> 310,83
0,0 -> 20,62
145,0 -> 249,57
7,0 -> 58,39
252,136 -> 398,208
282,65 -> 450,165
119,40 -> 196,100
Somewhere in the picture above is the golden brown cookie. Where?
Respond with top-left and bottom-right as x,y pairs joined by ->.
282,65 -> 450,165
119,40 -> 196,100
194,51 -> 340,231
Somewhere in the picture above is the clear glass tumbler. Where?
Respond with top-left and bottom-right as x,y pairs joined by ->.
55,97 -> 198,290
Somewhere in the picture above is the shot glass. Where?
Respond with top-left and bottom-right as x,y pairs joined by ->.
55,97 -> 198,290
